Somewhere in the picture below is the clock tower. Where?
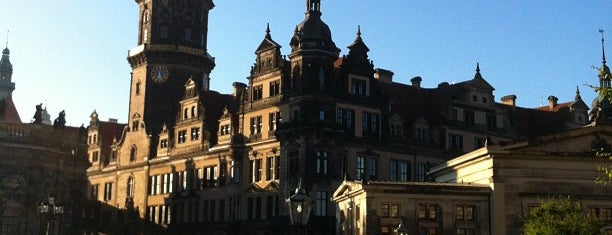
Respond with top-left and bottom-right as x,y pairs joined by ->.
126,0 -> 215,157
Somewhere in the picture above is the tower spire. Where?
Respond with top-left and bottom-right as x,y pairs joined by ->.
265,23 -> 271,39
4,30 -> 8,49
474,62 -> 483,80
601,29 -> 606,66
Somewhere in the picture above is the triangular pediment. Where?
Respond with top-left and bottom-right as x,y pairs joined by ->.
331,180 -> 362,200
256,38 -> 281,53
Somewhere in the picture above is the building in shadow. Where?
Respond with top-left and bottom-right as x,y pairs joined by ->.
84,1 -> 594,234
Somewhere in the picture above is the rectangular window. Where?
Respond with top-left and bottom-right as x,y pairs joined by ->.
486,113 -> 496,129
253,85 -> 263,100
266,157 -> 275,181
456,205 -> 475,221
132,120 -> 139,131
416,163 -> 427,182
463,110 -> 475,125
418,204 -> 438,220
367,157 -> 377,180
178,130 -> 187,144
602,208 -> 612,221
380,203 -> 399,218
90,184 -> 99,200
389,160 -> 410,182
203,166 -> 217,189
220,124 -> 231,135
336,108 -> 354,131
319,110 -> 326,121
252,159 -> 262,182
92,151 -> 99,162
250,116 -> 262,135
316,151 -> 328,175
269,80 -> 280,96
104,182 -> 113,201
191,127 -> 200,141
356,156 -> 365,180
314,191 -> 329,216
160,139 -> 169,148
351,78 -> 367,96
448,133 -> 463,150
269,112 -> 281,132
362,112 -> 380,137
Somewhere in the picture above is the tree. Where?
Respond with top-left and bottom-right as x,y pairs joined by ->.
523,197 -> 604,235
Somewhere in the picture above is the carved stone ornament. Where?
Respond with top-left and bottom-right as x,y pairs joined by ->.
3,175 -> 23,189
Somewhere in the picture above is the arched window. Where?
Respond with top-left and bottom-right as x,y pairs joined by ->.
184,109 -> 189,119
127,176 -> 135,197
130,146 -> 137,162
191,106 -> 196,118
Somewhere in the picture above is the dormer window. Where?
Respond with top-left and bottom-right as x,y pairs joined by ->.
350,78 -> 367,96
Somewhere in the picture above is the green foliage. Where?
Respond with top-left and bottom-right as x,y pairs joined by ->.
595,149 -> 612,185
523,197 -> 604,235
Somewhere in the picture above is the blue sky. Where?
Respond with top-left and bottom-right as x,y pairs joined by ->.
1,1 -> 611,126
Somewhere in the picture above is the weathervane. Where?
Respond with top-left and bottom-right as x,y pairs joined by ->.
5,30 -> 8,48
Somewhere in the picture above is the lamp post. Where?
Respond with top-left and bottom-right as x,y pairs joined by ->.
286,179 -> 312,235
38,194 -> 64,235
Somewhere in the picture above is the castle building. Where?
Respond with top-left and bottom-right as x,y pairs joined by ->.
331,31 -> 612,235
0,44 -> 89,235
84,1 -> 590,234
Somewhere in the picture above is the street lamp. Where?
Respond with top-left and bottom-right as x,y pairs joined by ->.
286,179 -> 312,235
38,195 -> 64,235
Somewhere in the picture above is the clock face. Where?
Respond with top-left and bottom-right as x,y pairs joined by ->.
151,65 -> 169,83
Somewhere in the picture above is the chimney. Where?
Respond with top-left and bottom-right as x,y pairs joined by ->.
374,68 -> 394,83
233,82 -> 247,98
410,76 -> 422,88
501,95 -> 517,107
548,95 -> 558,110
108,118 -> 118,123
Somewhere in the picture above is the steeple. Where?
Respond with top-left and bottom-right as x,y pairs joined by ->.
599,29 -> 611,90
344,25 -> 373,74
575,86 -> 582,100
474,63 -> 483,80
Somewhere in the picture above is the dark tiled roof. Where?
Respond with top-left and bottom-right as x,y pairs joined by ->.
199,90 -> 232,146
98,121 -> 126,159
506,105 -> 570,139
